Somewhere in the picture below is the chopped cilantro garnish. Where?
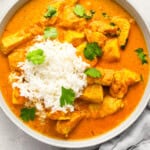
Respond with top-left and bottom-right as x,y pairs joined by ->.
60,86 -> 75,107
26,49 -> 45,65
135,48 -> 148,64
20,107 -> 36,122
73,4 -> 85,17
73,4 -> 95,19
84,68 -> 101,78
44,6 -> 56,18
44,27 -> 58,39
84,42 -> 103,60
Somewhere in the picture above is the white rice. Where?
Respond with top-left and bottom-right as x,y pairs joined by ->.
12,39 -> 89,113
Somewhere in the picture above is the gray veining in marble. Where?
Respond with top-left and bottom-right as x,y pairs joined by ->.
0,0 -> 150,150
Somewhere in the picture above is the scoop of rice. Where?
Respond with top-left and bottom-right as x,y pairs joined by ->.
12,39 -> 89,113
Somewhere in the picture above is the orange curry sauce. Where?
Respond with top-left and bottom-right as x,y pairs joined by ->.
0,0 -> 149,140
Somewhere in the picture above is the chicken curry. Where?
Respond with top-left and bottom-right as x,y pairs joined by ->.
0,0 -> 149,140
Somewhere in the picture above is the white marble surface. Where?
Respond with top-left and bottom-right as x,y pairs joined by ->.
0,0 -> 150,150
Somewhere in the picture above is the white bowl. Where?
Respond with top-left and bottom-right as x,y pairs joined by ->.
0,0 -> 150,149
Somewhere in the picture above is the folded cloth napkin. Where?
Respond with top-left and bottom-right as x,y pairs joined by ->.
98,101 -> 150,150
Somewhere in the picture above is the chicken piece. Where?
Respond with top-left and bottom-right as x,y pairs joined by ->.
88,95 -> 124,119
12,88 -> 26,105
64,30 -> 85,46
8,49 -> 26,71
57,5 -> 86,30
87,67 -> 115,86
76,42 -> 98,67
110,69 -> 141,98
111,17 -> 130,49
80,84 -> 104,103
88,20 -> 119,36
85,29 -> 107,47
0,24 -> 42,55
102,38 -> 120,62
0,31 -> 32,55
56,111 -> 83,137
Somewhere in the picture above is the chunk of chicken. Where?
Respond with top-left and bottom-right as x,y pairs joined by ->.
0,31 -> 32,55
8,49 -> 26,71
55,111 -> 83,137
102,38 -> 120,62
57,5 -> 86,30
0,20 -> 50,55
85,29 -> 107,47
80,84 -> 104,103
88,20 -> 119,36
88,95 -> 124,119
76,42 -> 98,67
64,30 -> 85,46
87,67 -> 115,86
111,17 -> 130,49
110,69 -> 141,98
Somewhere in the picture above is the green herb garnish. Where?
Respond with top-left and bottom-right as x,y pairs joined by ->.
84,68 -> 101,78
84,42 -> 103,60
44,6 -> 56,18
73,4 -> 95,19
26,49 -> 45,65
60,86 -> 75,107
20,107 -> 36,122
73,4 -> 85,17
135,48 -> 148,64
44,27 -> 58,39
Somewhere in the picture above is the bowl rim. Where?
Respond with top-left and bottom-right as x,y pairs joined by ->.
0,0 -> 150,149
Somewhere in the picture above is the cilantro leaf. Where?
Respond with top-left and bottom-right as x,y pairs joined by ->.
26,49 -> 45,65
44,6 -> 56,18
20,107 -> 36,122
44,27 -> 58,39
60,86 -> 75,107
135,48 -> 148,64
84,68 -> 101,78
84,42 -> 103,60
73,4 -> 95,19
73,4 -> 85,17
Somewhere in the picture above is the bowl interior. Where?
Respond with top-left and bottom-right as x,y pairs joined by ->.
0,0 -> 150,149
